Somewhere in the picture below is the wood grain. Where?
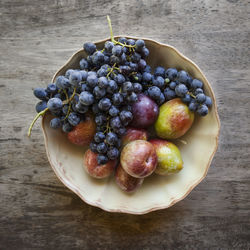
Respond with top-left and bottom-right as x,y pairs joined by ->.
0,0 -> 249,249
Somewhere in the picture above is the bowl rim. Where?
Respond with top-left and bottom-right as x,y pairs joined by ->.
42,36 -> 220,215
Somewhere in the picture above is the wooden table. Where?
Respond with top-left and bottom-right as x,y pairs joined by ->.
1,0 -> 249,249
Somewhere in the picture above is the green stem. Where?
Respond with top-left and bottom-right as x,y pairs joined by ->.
107,15 -> 115,43
188,92 -> 196,98
106,15 -> 136,48
27,108 -> 49,137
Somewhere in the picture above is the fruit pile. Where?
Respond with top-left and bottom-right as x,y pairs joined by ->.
29,16 -> 213,193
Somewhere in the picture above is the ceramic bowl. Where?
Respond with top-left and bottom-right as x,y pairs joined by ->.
41,36 -> 220,214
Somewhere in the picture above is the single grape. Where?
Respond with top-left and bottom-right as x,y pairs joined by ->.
112,45 -> 123,57
56,76 -> 70,89
112,93 -> 124,106
154,66 -> 165,77
97,68 -> 108,77
97,154 -> 108,165
93,86 -> 106,99
188,101 -> 199,112
109,105 -> 119,117
35,101 -> 47,113
79,91 -> 94,106
79,70 -> 88,81
156,93 -> 165,105
50,117 -> 61,129
164,88 -> 176,100
119,110 -> 133,126
196,93 -> 206,104
126,92 -> 138,103
169,81 -> 177,90
152,76 -> 165,89
65,69 -> 74,79
83,42 -> 96,55
135,39 -> 145,51
181,94 -> 192,104
62,121 -> 73,133
104,41 -> 114,53
98,76 -> 109,89
86,74 -> 98,88
197,104 -> 208,116
79,58 -> 89,70
142,72 -> 152,82
110,116 -> 122,129
114,74 -> 125,85
131,52 -> 141,63
133,82 -> 143,93
119,65 -> 132,75
191,79 -> 203,89
98,98 -> 112,111
148,86 -> 161,100
165,68 -> 178,81
94,132 -> 106,143
138,59 -> 146,71
69,71 -> 82,87
106,132 -> 118,146
97,142 -> 108,154
47,97 -> 63,111
127,39 -> 135,46
33,87 -> 48,100
90,142 -> 98,153
107,80 -> 118,94
141,47 -> 149,58
110,55 -> 120,65
75,102 -> 89,114
92,51 -> 104,65
129,62 -> 138,72
205,96 -> 212,107
175,84 -> 188,97
107,147 -> 119,160
177,70 -> 189,84
195,88 -> 203,95
46,84 -> 57,94
122,81 -> 133,94
68,112 -> 80,126
144,65 -> 151,73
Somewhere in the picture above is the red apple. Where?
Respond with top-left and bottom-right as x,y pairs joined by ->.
115,164 -> 144,193
131,94 -> 159,128
121,127 -> 148,146
120,140 -> 158,178
68,113 -> 96,146
83,149 -> 116,179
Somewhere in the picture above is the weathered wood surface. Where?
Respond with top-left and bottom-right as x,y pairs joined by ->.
0,0 -> 249,249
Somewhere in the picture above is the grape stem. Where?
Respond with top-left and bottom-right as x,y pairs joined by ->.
106,15 -> 136,48
27,108 -> 49,137
188,91 -> 196,98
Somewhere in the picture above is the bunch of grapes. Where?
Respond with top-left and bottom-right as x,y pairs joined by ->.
29,17 -> 212,165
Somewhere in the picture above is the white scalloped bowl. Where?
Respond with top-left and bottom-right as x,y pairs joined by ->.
42,36 -> 220,214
